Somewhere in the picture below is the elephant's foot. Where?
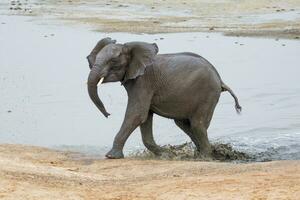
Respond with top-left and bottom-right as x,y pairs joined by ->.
194,147 -> 212,161
105,148 -> 124,159
145,145 -> 165,156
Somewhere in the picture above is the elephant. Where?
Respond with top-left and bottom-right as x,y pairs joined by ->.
86,37 -> 242,159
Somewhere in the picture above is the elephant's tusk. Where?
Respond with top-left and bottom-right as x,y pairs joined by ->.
97,77 -> 104,86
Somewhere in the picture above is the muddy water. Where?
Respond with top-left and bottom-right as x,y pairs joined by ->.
0,16 -> 300,160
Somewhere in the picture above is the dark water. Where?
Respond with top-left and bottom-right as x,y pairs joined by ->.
0,15 -> 300,161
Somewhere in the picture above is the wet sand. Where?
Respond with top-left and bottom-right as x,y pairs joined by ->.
4,0 -> 300,39
0,144 -> 299,200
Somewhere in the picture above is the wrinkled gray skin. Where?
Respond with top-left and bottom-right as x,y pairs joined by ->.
87,37 -> 242,159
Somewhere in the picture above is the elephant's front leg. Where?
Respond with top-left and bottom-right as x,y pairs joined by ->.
140,112 -> 164,156
106,96 -> 151,159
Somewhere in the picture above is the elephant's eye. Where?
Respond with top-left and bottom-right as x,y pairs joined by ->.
111,64 -> 122,71
110,58 -> 118,64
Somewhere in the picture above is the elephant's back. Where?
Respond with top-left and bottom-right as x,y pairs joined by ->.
156,53 -> 218,72
154,53 -> 222,85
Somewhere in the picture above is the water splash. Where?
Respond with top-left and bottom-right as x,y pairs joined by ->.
129,142 -> 251,162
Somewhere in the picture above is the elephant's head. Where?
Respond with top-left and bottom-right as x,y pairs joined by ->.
86,38 -> 159,118
86,37 -> 117,69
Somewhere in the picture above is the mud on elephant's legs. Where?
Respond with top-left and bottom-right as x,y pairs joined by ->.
140,112 -> 164,156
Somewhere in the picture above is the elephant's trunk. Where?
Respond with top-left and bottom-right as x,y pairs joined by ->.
87,68 -> 110,118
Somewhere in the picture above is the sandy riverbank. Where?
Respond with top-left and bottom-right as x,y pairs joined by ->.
3,0 -> 300,39
0,144 -> 299,199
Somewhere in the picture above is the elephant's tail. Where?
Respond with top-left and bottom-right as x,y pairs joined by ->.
221,83 -> 242,114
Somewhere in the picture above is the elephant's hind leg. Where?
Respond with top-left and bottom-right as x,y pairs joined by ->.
190,118 -> 212,158
174,119 -> 197,144
140,112 -> 163,155
190,98 -> 219,158
175,119 -> 210,157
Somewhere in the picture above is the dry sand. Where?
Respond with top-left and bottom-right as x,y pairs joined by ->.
0,144 -> 299,200
5,0 -> 300,39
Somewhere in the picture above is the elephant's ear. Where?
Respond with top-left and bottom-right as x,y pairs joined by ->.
123,42 -> 158,82
87,37 -> 116,69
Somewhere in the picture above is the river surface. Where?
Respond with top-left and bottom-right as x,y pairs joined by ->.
0,15 -> 300,160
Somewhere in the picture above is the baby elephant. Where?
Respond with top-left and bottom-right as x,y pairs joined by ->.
87,37 -> 241,159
